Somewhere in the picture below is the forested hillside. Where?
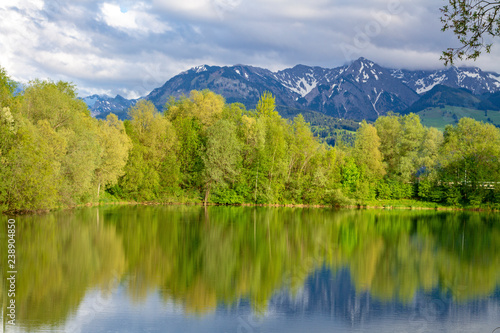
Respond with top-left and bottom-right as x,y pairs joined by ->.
1,68 -> 500,213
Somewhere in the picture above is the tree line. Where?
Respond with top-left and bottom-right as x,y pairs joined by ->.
1,68 -> 500,212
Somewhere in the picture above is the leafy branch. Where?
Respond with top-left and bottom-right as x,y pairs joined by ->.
441,0 -> 500,65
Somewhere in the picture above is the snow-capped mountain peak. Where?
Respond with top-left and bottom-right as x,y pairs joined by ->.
80,94 -> 137,118
83,57 -> 500,122
274,65 -> 325,98
391,66 -> 500,95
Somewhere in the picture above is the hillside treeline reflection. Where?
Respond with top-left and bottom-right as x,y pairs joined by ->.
2,206 -> 500,329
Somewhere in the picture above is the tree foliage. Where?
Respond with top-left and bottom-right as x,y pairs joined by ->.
441,0 -> 500,64
202,120 -> 242,204
119,100 -> 179,201
440,117 -> 500,204
1,65 -> 500,211
95,114 -> 132,198
0,68 -> 132,211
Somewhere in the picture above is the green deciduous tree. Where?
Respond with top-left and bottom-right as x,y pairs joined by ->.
166,89 -> 225,127
416,127 -> 445,201
257,94 -> 289,203
20,80 -> 102,205
165,90 -> 227,193
351,121 -> 386,200
439,117 -> 500,204
0,69 -> 21,209
202,119 -> 242,205
95,114 -> 132,199
353,121 -> 386,182
256,91 -> 278,118
2,118 -> 64,210
376,113 -> 426,183
0,79 -> 109,209
418,127 -> 444,173
375,113 -> 402,177
341,157 -> 360,197
236,113 -> 266,202
285,114 -> 321,202
0,67 -> 20,110
120,100 -> 179,201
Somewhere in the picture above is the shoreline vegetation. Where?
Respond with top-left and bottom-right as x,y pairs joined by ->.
1,68 -> 500,215
4,199 -> 499,217
2,193 -> 500,216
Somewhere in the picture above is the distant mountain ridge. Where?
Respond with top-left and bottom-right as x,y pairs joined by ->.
82,94 -> 137,119
404,85 -> 488,115
391,66 -> 500,95
83,58 -> 500,121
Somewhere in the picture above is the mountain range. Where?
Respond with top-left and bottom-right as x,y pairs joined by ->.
84,57 -> 500,122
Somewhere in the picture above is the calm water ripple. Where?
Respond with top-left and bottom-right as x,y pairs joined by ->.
1,205 -> 499,332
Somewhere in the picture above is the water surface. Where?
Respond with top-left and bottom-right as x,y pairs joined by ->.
1,206 -> 500,332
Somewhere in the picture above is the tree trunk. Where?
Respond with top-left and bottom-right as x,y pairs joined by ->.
254,161 -> 259,203
97,182 -> 101,200
204,183 -> 211,206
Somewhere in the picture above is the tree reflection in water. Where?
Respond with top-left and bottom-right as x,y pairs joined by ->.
2,206 -> 500,330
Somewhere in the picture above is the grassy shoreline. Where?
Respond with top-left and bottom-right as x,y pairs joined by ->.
4,197 -> 500,216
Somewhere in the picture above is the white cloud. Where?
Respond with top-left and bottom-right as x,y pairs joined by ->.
1,0 -> 500,99
0,1 -> 47,81
152,0 -> 214,16
99,2 -> 171,34
0,0 -> 43,11
100,3 -> 140,30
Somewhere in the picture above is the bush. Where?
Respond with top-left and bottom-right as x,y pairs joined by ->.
445,186 -> 461,206
467,188 -> 486,206
211,187 -> 245,205
417,180 -> 444,202
328,188 -> 355,207
377,182 -> 392,199
377,181 -> 413,200
391,181 -> 413,199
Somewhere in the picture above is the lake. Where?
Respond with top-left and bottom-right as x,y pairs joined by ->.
1,205 -> 500,332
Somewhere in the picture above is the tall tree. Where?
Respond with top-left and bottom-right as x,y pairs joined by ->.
2,118 -> 64,210
94,114 -> 132,199
202,119 -> 242,205
166,89 -> 225,127
237,113 -> 266,202
20,80 -> 101,205
0,107 -> 16,210
0,67 -> 19,110
375,113 -> 402,178
256,91 -> 278,118
376,113 -> 426,183
257,93 -> 289,203
353,121 -> 386,182
165,90 -> 227,191
285,114 -> 321,202
121,100 -> 179,201
398,113 -> 426,182
439,117 -> 500,204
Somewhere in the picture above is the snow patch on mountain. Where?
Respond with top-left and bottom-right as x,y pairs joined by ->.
286,77 -> 318,97
488,73 -> 500,88
416,74 -> 447,94
393,66 -> 500,95
194,65 -> 208,73
82,95 -> 104,108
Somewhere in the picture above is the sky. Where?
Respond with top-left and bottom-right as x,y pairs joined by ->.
1,0 -> 500,99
